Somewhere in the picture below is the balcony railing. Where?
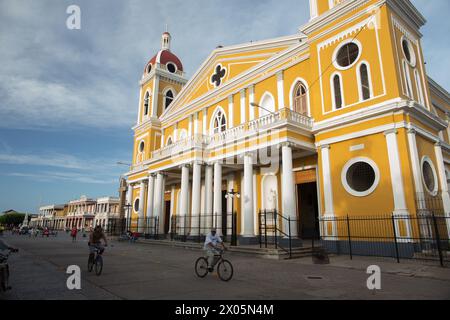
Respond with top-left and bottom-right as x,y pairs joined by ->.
132,108 -> 312,165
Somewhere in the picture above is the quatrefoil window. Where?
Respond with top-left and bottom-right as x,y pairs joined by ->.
211,64 -> 226,87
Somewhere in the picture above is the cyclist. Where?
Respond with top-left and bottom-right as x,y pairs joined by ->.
203,228 -> 226,272
88,226 -> 108,261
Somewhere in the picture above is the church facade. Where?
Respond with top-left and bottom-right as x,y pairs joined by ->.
124,0 -> 450,246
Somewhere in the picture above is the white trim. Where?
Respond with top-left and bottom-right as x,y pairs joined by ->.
288,77 -> 311,117
166,62 -> 178,74
402,59 -> 413,99
228,95 -> 234,128
240,89 -> 246,124
332,38 -> 362,71
356,61 -> 373,101
421,156 -> 438,196
341,157 -> 380,197
249,85 -> 255,120
414,69 -> 425,106
321,145 -> 335,217
276,71 -> 285,109
330,72 -> 345,110
133,197 -> 140,213
309,0 -> 318,20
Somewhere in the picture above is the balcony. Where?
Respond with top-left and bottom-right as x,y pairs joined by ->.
131,108 -> 312,168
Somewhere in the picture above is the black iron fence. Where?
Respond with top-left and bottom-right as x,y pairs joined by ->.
105,217 -> 160,239
315,213 -> 450,267
170,213 -> 237,245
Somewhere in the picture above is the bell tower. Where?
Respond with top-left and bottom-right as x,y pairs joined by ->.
309,0 -> 345,20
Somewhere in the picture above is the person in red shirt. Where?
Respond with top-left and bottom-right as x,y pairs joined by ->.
70,227 -> 78,242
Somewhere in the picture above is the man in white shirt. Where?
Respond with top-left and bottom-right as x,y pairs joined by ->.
203,228 -> 226,272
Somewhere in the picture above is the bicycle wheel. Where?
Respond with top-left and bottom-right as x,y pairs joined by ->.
217,260 -> 233,282
95,255 -> 103,276
195,257 -> 208,278
87,254 -> 94,272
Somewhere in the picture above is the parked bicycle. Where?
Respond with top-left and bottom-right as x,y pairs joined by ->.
87,246 -> 105,276
195,249 -> 233,281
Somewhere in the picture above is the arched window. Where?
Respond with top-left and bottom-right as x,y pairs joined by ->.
332,74 -> 343,110
212,109 -> 227,134
293,82 -> 308,115
359,63 -> 371,101
144,92 -> 150,116
403,60 -> 413,98
414,69 -> 425,106
166,136 -> 173,146
164,90 -> 174,109
259,92 -> 275,117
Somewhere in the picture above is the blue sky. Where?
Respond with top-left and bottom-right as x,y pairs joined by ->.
0,0 -> 449,213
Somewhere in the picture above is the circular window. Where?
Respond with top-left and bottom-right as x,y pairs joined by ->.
401,37 -> 416,67
421,157 -> 438,195
139,141 -> 145,153
334,41 -> 361,69
166,63 -> 177,73
341,158 -> 380,197
147,64 -> 152,74
134,198 -> 140,212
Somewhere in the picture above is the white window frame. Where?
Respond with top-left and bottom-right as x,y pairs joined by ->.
166,62 -> 178,74
143,91 -> 151,117
331,72 -> 345,110
402,59 -> 413,99
133,198 -> 140,213
289,78 -> 311,117
341,157 -> 380,197
421,156 -> 438,196
414,69 -> 425,106
356,61 -> 373,101
401,36 -> 416,68
332,39 -> 362,71
209,106 -> 228,135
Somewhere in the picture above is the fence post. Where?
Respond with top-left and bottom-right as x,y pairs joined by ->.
391,214 -> 400,263
258,210 -> 262,248
231,212 -> 237,246
273,210 -> 277,249
288,216 -> 292,259
346,215 -> 353,260
432,213 -> 444,267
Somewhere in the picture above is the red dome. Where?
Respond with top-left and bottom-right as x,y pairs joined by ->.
145,49 -> 183,73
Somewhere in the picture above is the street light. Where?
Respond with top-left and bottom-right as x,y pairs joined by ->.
225,189 -> 240,246
250,102 -> 276,116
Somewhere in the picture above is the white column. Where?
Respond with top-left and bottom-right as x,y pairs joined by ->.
151,75 -> 160,117
153,173 -> 164,234
407,129 -> 425,208
249,85 -> 255,120
205,164 -> 213,229
138,181 -> 146,233
194,112 -> 199,135
277,71 -> 285,109
179,165 -> 190,235
188,115 -> 193,137
228,95 -> 234,128
240,89 -> 246,124
213,162 -> 223,233
161,128 -> 165,149
434,142 -> 450,236
384,129 -> 409,215
281,143 -> 297,237
243,154 -> 255,237
147,174 -> 155,219
320,144 -> 336,237
168,185 -> 175,233
191,162 -> 202,236
202,108 -> 207,134
126,184 -> 133,219
159,175 -> 166,234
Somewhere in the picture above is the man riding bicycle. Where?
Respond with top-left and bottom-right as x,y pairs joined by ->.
204,228 -> 226,272
88,226 -> 108,259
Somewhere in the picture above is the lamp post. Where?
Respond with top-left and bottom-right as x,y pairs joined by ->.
225,189 -> 240,246
250,102 -> 276,116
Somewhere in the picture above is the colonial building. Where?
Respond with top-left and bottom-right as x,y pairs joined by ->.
33,205 -> 65,229
66,196 -> 97,230
124,0 -> 450,245
94,197 -> 120,229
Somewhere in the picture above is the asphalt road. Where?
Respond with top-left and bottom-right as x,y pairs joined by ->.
1,232 -> 449,300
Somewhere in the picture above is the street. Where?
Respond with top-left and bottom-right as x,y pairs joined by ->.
1,232 -> 450,300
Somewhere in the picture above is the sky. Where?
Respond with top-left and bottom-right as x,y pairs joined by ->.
0,0 -> 449,214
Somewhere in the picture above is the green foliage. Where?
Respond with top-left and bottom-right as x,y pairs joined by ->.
0,213 -> 26,226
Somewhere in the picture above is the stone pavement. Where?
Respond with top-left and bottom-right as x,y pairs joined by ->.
1,232 -> 449,300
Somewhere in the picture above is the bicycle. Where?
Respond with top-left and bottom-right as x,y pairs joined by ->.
195,248 -> 233,281
87,245 -> 105,276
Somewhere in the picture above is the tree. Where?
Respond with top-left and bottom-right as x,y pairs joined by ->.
0,213 -> 26,226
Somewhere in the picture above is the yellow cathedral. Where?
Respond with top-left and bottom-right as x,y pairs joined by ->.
123,0 -> 450,253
